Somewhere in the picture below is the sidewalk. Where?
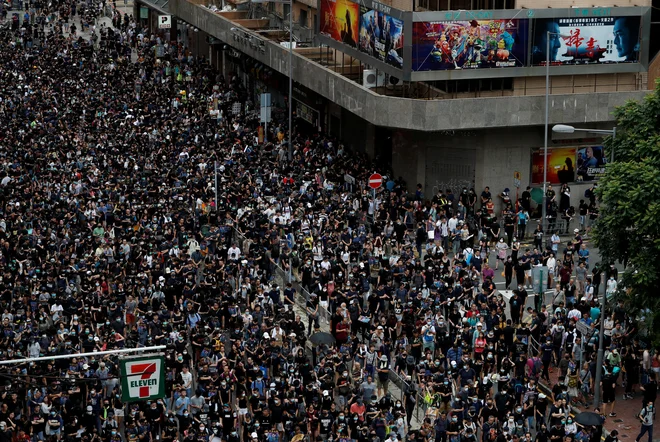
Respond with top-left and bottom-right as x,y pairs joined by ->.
540,369 -> 657,441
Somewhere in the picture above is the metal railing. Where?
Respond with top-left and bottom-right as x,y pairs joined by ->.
388,367 -> 429,426
231,227 -> 319,325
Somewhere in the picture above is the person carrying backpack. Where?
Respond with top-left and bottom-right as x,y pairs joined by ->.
527,354 -> 543,381
635,402 -> 655,442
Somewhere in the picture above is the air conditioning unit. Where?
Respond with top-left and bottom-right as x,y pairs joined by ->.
363,69 -> 386,88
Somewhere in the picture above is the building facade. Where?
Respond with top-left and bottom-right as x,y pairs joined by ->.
136,0 -> 652,211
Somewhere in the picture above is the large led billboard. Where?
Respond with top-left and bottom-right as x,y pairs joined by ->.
411,19 -> 528,71
358,7 -> 404,69
320,0 -> 360,48
531,17 -> 641,65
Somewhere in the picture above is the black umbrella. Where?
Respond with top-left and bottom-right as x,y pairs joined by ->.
309,332 -> 336,346
574,411 -> 604,427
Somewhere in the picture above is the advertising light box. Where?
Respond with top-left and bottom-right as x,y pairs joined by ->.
315,1 -> 649,80
320,0 -> 360,48
359,7 -> 404,69
412,19 -> 529,71
531,17 -> 641,66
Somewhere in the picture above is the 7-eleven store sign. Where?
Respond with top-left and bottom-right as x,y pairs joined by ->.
120,356 -> 166,403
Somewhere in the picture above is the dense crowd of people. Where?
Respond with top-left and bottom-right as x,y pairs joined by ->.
0,0 -> 657,441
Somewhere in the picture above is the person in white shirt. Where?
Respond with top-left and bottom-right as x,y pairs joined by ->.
551,232 -> 561,254
227,243 -> 241,261
583,280 -> 595,303
606,276 -> 618,299
448,215 -> 458,236
421,319 -> 436,353
603,315 -> 615,341
437,218 -> 449,246
312,242 -> 323,264
28,340 -> 41,358
546,254 -> 557,287
180,366 -> 193,396
567,306 -> 582,322
495,239 -> 508,270
50,301 -> 64,322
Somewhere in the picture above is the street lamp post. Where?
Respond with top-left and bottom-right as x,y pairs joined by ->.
551,124 -> 617,162
287,5 -> 293,160
552,125 -> 616,409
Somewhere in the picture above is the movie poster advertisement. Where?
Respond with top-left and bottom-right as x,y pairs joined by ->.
358,7 -> 404,69
320,0 -> 360,48
576,145 -> 607,181
531,17 -> 641,66
411,19 -> 528,71
531,148 -> 577,184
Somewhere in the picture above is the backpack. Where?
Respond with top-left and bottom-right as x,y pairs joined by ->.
514,379 -> 524,396
532,358 -> 542,376
553,331 -> 564,346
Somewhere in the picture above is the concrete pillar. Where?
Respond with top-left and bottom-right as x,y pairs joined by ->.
364,122 -> 375,159
391,130 -> 425,189
474,145 -> 486,198
417,146 -> 426,192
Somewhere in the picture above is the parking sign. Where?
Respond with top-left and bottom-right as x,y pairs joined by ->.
158,15 -> 171,29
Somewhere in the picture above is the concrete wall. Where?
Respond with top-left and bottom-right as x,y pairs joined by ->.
474,130 -> 538,204
515,0 -> 650,8
272,1 -> 316,27
171,0 -> 650,132
648,54 -> 660,90
391,126 -> 609,214
512,74 -> 642,96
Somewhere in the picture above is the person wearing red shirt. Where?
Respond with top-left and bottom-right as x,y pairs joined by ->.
349,398 -> 366,423
335,317 -> 350,345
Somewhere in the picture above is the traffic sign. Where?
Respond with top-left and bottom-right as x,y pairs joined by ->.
368,173 -> 383,189
575,320 -> 594,340
158,15 -> 171,28
120,356 -> 166,403
513,171 -> 521,188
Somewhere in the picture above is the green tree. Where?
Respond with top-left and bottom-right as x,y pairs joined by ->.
594,81 -> 660,346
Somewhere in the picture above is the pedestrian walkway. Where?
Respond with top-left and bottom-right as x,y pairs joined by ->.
539,367 -> 658,441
